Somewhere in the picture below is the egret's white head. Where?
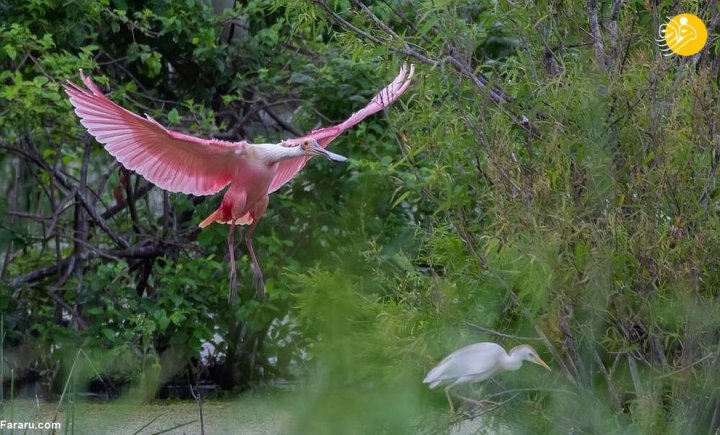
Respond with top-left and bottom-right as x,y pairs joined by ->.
510,344 -> 551,371
301,139 -> 347,162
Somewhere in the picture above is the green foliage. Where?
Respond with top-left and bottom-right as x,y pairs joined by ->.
288,270 -> 432,434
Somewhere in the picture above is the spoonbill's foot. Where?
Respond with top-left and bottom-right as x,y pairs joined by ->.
229,267 -> 238,304
253,269 -> 266,301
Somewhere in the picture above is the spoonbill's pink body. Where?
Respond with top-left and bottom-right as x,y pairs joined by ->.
64,64 -> 414,300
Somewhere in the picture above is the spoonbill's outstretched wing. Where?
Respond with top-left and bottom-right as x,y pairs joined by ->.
267,63 -> 415,193
64,71 -> 245,196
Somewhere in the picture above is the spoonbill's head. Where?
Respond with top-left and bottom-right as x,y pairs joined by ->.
512,344 -> 551,370
302,139 -> 348,162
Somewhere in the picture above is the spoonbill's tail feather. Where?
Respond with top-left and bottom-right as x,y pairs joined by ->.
199,209 -> 223,228
198,210 -> 253,228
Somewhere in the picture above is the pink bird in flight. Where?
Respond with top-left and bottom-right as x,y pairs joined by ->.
64,63 -> 415,301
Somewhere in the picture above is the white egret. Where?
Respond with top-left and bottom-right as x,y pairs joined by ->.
423,342 -> 551,412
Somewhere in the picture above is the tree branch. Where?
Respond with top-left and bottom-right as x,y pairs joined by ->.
586,0 -> 606,69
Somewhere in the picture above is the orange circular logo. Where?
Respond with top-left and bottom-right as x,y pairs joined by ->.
658,13 -> 708,57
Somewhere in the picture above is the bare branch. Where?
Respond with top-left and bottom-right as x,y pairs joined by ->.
6,240 -> 170,287
586,0 -> 606,69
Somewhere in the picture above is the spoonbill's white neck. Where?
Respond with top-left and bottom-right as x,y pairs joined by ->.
249,143 -> 306,163
247,140 -> 348,164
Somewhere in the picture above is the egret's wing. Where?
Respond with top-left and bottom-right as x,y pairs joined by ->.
423,343 -> 504,388
65,71 -> 245,196
267,63 -> 415,193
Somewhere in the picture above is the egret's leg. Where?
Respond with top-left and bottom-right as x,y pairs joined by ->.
454,394 -> 494,408
227,221 -> 238,304
445,386 -> 455,414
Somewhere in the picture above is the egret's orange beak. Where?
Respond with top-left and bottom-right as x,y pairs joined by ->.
533,356 -> 551,371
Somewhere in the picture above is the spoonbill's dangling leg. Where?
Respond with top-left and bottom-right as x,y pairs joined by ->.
227,221 -> 238,303
245,195 -> 269,301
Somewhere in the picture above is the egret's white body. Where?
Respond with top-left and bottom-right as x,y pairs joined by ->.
423,342 -> 550,412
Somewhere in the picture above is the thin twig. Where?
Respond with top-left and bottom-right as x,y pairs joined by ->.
464,321 -> 543,341
132,414 -> 164,435
657,351 -> 717,379
51,348 -> 82,433
150,419 -> 198,435
188,383 -> 205,435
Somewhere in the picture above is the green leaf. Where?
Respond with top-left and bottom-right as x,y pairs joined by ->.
86,307 -> 104,316
4,45 -> 17,60
101,328 -> 116,340
155,311 -> 170,330
167,108 -> 179,124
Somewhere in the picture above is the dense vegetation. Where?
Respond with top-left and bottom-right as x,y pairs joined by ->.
2,0 -> 720,433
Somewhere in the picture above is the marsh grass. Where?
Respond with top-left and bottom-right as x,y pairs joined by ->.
0,397 -> 284,435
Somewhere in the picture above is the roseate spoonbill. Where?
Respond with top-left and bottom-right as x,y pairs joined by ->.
423,342 -> 550,413
64,64 -> 415,301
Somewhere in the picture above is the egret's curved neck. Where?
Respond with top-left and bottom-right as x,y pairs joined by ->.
250,143 -> 305,163
502,351 -> 524,372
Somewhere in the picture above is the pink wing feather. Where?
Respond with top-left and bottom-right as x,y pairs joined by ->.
64,71 -> 245,196
267,63 -> 415,193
